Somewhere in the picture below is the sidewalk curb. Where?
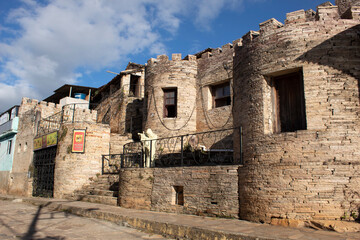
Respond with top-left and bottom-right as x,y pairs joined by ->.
0,195 -> 277,240
1,195 -> 356,240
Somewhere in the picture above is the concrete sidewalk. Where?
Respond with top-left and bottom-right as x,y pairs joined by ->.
0,194 -> 358,240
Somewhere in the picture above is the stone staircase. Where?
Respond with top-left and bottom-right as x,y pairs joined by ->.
67,133 -> 134,206
70,175 -> 119,206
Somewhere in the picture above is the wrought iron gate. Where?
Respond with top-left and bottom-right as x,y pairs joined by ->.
32,146 -> 57,197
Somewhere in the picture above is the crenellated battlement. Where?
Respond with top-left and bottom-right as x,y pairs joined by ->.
21,97 -> 38,106
147,53 -> 197,66
147,42 -> 237,66
316,5 -> 340,21
236,1 -> 360,48
201,44 -> 234,59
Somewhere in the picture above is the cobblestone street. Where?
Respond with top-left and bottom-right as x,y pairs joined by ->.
0,200 -> 169,240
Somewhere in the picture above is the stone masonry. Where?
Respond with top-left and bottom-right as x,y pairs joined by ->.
8,98 -> 62,196
196,44 -> 235,132
54,122 -> 110,198
3,0 -> 360,228
144,54 -> 198,137
119,166 -> 239,218
233,2 -> 360,223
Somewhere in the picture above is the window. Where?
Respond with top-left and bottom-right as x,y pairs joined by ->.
163,88 -> 177,118
7,140 -> 12,154
172,186 -> 184,205
272,71 -> 306,133
129,75 -> 140,97
212,82 -> 231,108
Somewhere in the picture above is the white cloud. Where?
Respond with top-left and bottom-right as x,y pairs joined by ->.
0,0 -> 244,112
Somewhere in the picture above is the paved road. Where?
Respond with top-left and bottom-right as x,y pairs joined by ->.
0,200 -> 170,240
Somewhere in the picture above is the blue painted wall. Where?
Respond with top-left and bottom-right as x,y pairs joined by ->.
0,134 -> 16,171
0,116 -> 19,171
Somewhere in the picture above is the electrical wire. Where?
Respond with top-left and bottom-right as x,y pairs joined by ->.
198,61 -> 234,129
149,85 -> 197,132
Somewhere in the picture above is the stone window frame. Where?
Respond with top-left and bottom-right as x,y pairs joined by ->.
211,81 -> 231,108
129,74 -> 141,97
163,88 -> 177,118
172,185 -> 184,205
268,68 -> 307,133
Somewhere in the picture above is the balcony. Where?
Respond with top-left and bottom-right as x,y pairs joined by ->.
0,117 -> 19,138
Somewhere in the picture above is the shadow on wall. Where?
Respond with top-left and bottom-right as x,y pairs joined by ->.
125,99 -> 144,141
296,24 -> 360,100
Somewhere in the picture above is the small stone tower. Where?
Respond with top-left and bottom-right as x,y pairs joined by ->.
144,54 -> 198,137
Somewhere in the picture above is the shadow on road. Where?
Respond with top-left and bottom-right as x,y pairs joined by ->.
21,202 -> 66,240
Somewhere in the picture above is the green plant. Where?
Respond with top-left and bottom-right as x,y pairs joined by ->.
59,127 -> 68,142
67,145 -> 72,154
341,211 -> 348,221
138,172 -> 143,180
351,211 -> 358,220
147,176 -> 154,183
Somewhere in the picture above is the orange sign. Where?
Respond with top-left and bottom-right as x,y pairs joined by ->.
72,129 -> 86,153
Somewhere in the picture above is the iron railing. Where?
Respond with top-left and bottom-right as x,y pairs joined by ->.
122,127 -> 242,168
37,111 -> 62,137
36,103 -> 98,137
122,141 -> 144,167
102,154 -> 122,174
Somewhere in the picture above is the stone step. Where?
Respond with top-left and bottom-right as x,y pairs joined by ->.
87,189 -> 119,197
71,174 -> 120,206
84,182 -> 119,191
96,176 -> 119,182
75,194 -> 118,206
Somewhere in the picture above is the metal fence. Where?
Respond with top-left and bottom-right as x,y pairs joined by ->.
122,127 -> 242,168
36,103 -> 98,137
36,111 -> 62,137
102,154 -> 122,174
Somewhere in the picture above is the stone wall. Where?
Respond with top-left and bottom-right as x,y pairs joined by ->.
0,172 -> 10,194
196,45 -> 234,132
119,166 -> 239,218
336,0 -> 360,16
7,97 -> 101,197
95,69 -> 144,135
144,54 -> 197,137
8,98 -> 62,196
233,4 -> 360,223
118,168 -> 154,210
54,122 -> 110,198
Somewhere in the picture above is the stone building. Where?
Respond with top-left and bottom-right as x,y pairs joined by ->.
1,0 -> 359,227
91,47 -> 238,218
5,85 -> 104,197
233,0 -> 360,223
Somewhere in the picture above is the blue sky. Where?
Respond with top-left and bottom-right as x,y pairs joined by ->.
0,0 -> 332,112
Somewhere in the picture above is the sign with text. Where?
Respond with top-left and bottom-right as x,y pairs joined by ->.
72,129 -> 86,153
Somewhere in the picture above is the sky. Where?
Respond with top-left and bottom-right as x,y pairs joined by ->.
0,0 -> 332,112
